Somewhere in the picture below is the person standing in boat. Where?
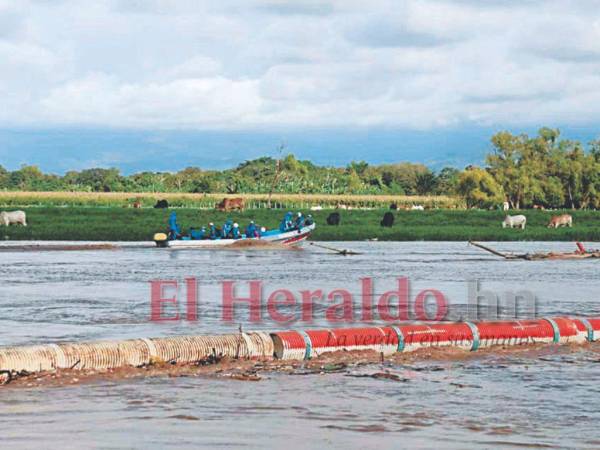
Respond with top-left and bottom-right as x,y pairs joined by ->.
280,212 -> 293,231
232,223 -> 241,239
245,220 -> 258,238
208,222 -> 218,240
295,212 -> 305,229
222,219 -> 233,238
168,211 -> 181,240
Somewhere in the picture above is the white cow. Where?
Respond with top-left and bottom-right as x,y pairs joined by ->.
503,201 -> 510,211
502,214 -> 526,229
0,210 -> 27,226
411,205 -> 425,211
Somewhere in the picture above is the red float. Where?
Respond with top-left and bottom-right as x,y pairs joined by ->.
475,319 -> 555,347
396,322 -> 474,352
305,327 -> 397,358
589,318 -> 600,341
271,331 -> 307,360
551,317 -> 587,343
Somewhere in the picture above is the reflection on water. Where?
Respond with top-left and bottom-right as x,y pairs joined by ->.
1,241 -> 599,448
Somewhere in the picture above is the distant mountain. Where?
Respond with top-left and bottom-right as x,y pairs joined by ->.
0,126 -> 597,174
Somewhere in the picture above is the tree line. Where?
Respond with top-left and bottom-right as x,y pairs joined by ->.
0,155 -> 460,197
1,127 -> 598,209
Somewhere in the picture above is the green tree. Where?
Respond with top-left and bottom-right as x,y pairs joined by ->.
435,167 -> 460,195
75,168 -> 124,192
377,163 -> 430,195
487,129 -> 565,208
457,168 -> 504,208
589,139 -> 600,162
0,165 -> 8,188
129,172 -> 167,192
347,161 -> 369,177
415,170 -> 437,195
487,132 -> 529,209
9,165 -> 46,190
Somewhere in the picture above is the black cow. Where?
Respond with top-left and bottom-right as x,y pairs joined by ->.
154,199 -> 169,209
390,203 -> 398,210
380,212 -> 394,227
326,212 -> 341,226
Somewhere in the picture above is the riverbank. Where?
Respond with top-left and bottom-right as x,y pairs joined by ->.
1,207 -> 599,241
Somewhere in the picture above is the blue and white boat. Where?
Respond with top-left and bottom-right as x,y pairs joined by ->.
153,213 -> 315,248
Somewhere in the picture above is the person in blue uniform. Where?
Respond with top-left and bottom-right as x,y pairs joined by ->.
222,219 -> 233,238
208,222 -> 218,239
190,227 -> 205,240
280,212 -> 294,231
232,223 -> 241,239
245,220 -> 258,238
168,211 -> 181,240
295,212 -> 305,229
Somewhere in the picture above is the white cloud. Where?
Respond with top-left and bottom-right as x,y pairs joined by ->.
1,0 -> 600,129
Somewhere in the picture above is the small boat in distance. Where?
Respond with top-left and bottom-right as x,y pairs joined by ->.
153,212 -> 315,248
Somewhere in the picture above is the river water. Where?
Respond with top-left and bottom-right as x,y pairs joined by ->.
1,241 -> 599,449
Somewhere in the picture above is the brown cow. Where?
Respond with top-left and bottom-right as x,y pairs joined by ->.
216,197 -> 245,211
547,214 -> 572,228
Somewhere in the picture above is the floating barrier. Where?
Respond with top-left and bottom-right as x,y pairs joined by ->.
1,318 -> 599,375
0,332 -> 273,375
271,317 -> 600,360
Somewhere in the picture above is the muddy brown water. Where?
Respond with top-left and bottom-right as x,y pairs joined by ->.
1,241 -> 600,449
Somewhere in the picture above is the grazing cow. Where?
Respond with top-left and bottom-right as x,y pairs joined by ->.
503,201 -> 510,211
326,212 -> 341,226
154,199 -> 169,209
390,203 -> 398,210
310,205 -> 323,211
1,210 -> 27,227
533,204 -> 545,210
380,212 -> 394,227
132,200 -> 142,209
547,214 -> 572,228
502,214 -> 527,229
411,205 -> 424,211
336,203 -> 348,210
216,197 -> 245,212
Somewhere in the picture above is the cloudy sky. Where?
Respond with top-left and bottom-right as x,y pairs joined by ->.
1,0 -> 600,172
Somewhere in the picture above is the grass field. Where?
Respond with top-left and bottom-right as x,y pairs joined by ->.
1,207 -> 599,242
